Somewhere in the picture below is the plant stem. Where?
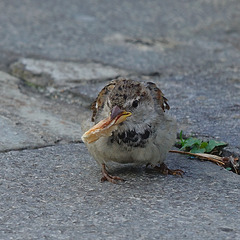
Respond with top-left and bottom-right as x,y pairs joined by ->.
169,150 -> 225,165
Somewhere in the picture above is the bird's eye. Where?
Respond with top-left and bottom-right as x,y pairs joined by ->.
132,100 -> 139,108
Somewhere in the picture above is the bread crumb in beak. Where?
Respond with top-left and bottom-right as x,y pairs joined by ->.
81,109 -> 131,144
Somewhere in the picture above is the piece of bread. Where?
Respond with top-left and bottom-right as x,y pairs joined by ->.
81,113 -> 130,144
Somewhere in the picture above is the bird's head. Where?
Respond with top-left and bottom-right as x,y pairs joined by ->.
81,78 -> 168,144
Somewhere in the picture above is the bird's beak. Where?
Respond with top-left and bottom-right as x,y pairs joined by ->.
110,105 -> 131,122
81,106 -> 131,144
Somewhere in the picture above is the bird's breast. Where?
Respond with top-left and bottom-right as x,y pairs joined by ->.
109,128 -> 152,148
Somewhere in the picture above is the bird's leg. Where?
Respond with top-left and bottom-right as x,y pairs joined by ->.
154,163 -> 184,177
101,163 -> 125,184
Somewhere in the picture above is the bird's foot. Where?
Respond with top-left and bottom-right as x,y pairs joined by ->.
101,163 -> 125,184
154,163 -> 184,177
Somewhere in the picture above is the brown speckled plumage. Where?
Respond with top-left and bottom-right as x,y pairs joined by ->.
83,77 -> 183,183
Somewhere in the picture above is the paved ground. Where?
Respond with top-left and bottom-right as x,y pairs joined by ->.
0,0 -> 240,239
1,144 -> 240,240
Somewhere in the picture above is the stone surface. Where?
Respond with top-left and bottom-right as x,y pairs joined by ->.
152,71 -> 240,153
0,0 -> 240,239
10,58 -> 130,107
10,58 -> 128,87
9,58 -> 240,154
0,71 -> 84,151
1,0 -> 240,72
0,144 -> 239,240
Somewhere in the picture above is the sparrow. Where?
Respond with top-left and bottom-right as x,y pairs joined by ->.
81,77 -> 183,183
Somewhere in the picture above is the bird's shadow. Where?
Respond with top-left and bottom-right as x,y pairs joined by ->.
106,163 -> 168,180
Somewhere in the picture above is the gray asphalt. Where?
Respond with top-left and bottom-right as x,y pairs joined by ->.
1,144 -> 239,240
0,0 -> 240,239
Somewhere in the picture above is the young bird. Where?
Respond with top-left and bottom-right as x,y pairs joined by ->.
81,77 -> 183,183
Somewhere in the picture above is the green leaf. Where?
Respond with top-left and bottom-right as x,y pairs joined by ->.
226,167 -> 232,171
205,140 -> 228,153
176,134 -> 228,154
179,130 -> 183,141
179,130 -> 186,146
190,147 -> 206,153
182,138 -> 202,148
200,141 -> 208,149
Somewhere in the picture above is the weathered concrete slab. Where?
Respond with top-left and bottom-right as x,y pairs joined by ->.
152,70 -> 240,155
9,58 -> 240,155
0,71 -> 84,151
10,58 -> 128,87
0,116 -> 39,151
2,1 -> 239,155
0,1 -> 240,239
0,143 -> 239,240
10,58 -> 130,107
1,0 -> 240,73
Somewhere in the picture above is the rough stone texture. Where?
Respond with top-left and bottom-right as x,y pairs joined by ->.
9,59 -> 240,154
1,0 -> 240,72
0,0 -> 240,239
0,144 -> 239,240
152,71 -> 240,153
10,58 -> 128,87
0,71 -> 84,151
3,0 -> 240,153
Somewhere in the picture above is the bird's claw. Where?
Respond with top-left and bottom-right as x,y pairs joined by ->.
154,163 -> 184,177
101,163 -> 125,184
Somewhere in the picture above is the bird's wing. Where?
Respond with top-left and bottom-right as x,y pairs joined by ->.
145,82 -> 170,112
91,80 -> 117,122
